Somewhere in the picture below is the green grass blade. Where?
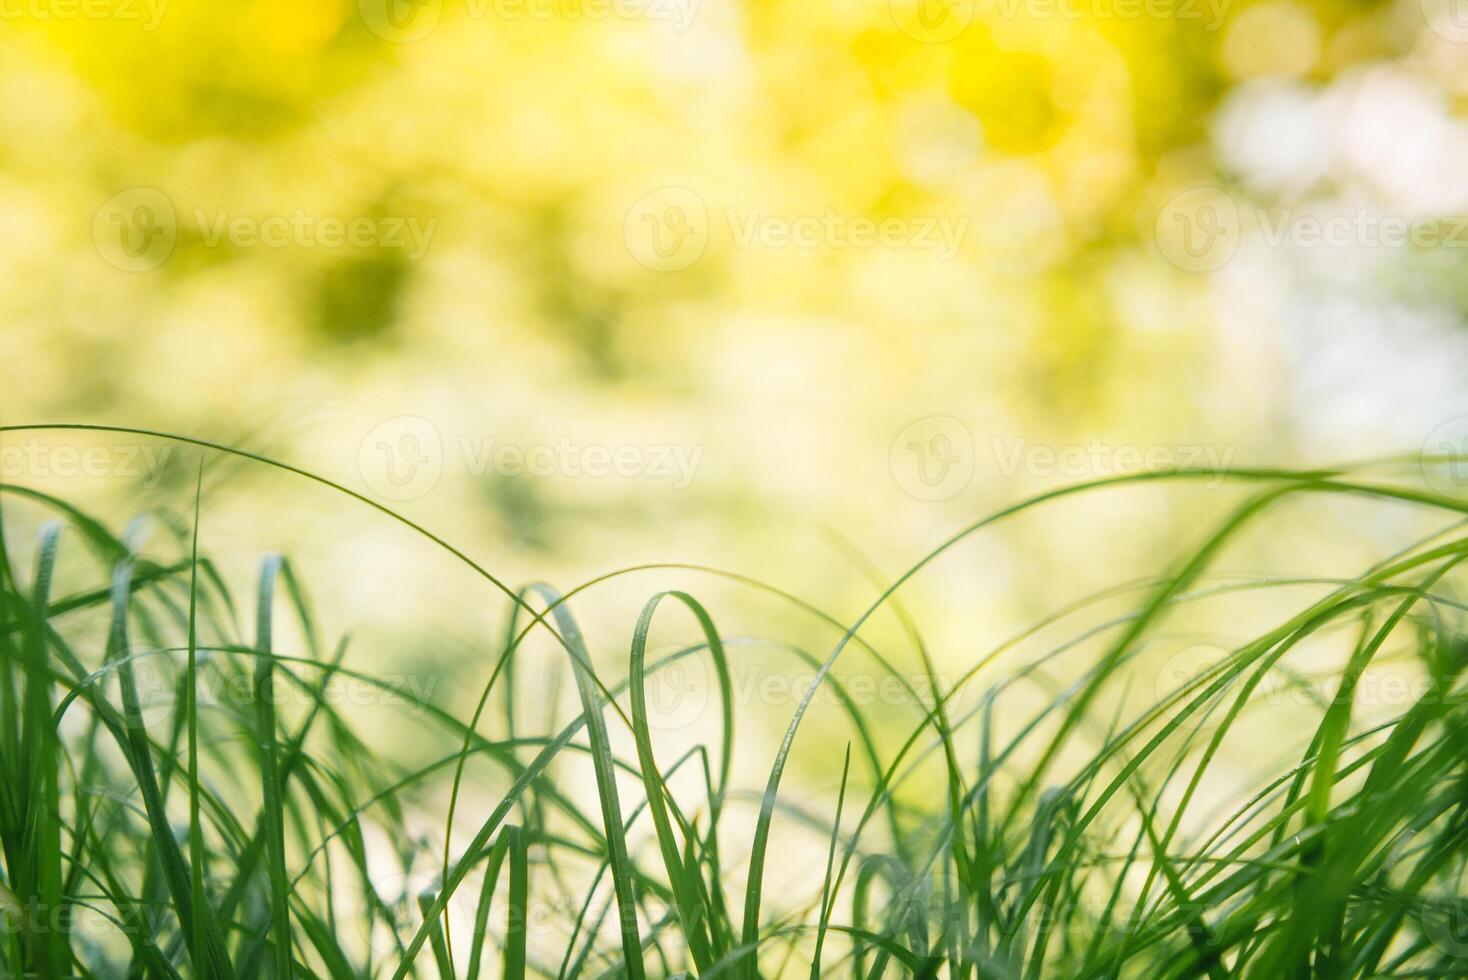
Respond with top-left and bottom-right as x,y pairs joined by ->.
529,583 -> 646,980
185,462 -> 208,980
254,554 -> 294,979
505,824 -> 529,980
810,742 -> 851,979
628,590 -> 728,972
107,561 -> 234,977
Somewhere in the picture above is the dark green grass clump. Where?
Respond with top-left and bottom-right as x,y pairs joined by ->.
2,426 -> 1468,978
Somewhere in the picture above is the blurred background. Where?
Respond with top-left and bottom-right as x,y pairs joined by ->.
2,0 -> 1468,845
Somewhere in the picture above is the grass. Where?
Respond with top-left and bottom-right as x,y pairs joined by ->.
1,424 -> 1468,977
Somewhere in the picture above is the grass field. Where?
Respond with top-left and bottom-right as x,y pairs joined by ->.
2,427 -> 1467,978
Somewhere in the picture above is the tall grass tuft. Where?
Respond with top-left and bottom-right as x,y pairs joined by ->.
1,425 -> 1467,977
